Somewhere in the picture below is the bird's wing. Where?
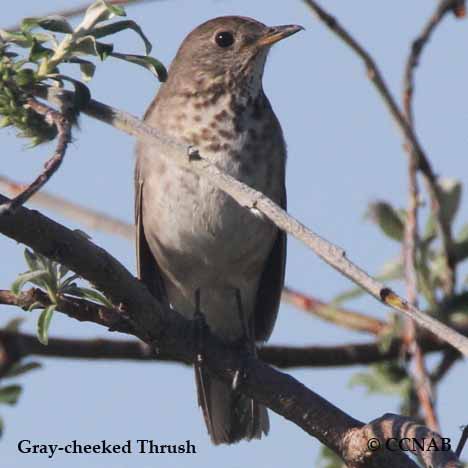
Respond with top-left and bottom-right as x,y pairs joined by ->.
135,160 -> 167,302
254,184 -> 287,342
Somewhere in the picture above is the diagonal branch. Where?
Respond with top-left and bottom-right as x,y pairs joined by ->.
303,0 -> 456,295
33,85 -> 468,356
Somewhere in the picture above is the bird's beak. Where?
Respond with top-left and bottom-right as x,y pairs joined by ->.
257,24 -> 304,47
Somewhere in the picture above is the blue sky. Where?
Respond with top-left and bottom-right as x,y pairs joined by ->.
1,1 -> 467,467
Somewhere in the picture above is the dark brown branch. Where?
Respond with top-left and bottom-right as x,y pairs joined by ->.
0,289 -> 134,334
303,0 -> 456,295
1,301 -> 466,368
0,99 -> 71,215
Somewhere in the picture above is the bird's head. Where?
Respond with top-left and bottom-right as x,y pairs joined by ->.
166,16 -> 303,98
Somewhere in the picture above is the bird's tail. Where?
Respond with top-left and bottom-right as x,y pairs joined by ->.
195,365 -> 269,445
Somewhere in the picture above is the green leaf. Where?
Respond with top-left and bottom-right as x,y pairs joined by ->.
438,178 -> 462,225
317,446 -> 343,468
0,30 -> 33,48
0,385 -> 22,405
21,16 -> 74,34
11,270 -> 48,296
76,0 -> 126,34
349,362 -> 410,396
0,416 -> 3,438
90,20 -> 152,54
67,58 -> 96,82
37,305 -> 56,345
73,35 -> 114,60
24,249 -> 39,271
60,273 -> 80,291
70,287 -> 113,308
366,201 -> 405,242
4,362 -> 42,378
28,38 -> 53,63
110,52 -> 167,82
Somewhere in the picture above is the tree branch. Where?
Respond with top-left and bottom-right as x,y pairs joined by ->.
0,201 -> 460,465
303,0 -> 456,295
0,322 -> 468,369
31,85 -> 468,356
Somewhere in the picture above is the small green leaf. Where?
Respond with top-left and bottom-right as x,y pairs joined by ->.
37,305 -> 56,345
28,38 -> 54,63
71,287 -> 113,308
76,0 -> 126,35
0,416 -> 3,438
4,362 -> 42,378
73,35 -> 114,60
21,16 -> 74,34
67,58 -> 96,82
0,385 -> 22,405
60,273 -> 80,291
110,52 -> 167,82
24,249 -> 39,271
0,30 -> 33,48
90,20 -> 152,54
366,201 -> 405,242
11,270 -> 48,296
438,178 -> 462,225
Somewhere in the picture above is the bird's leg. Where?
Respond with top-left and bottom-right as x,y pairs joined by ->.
232,289 -> 254,390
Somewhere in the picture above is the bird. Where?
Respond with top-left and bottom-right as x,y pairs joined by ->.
135,15 -> 302,445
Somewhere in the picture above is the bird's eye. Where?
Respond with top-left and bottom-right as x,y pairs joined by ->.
215,31 -> 234,48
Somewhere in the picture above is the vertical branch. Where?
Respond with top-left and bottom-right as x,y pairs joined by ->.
401,0 -> 465,431
303,0 -> 456,295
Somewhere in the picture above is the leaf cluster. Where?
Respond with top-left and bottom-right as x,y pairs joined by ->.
0,0 -> 167,145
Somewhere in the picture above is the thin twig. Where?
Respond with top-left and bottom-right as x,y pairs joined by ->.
430,348 -> 461,384
1,300 -> 466,368
400,0 -> 466,431
0,99 -> 71,215
282,286 -> 388,335
0,175 -> 134,238
34,85 -> 468,357
403,153 -> 438,430
303,0 -> 456,295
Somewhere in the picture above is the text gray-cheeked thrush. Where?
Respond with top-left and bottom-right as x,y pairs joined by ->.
135,16 -> 302,445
